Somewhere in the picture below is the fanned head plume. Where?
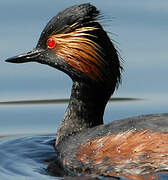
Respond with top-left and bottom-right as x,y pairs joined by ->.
37,4 -> 122,90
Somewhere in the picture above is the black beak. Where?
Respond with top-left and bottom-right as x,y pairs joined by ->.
5,48 -> 44,63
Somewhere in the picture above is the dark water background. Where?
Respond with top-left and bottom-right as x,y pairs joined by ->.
0,0 -> 168,179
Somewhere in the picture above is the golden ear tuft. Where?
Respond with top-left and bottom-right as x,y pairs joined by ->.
48,23 -> 105,82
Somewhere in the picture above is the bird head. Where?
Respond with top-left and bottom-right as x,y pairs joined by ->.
6,3 -> 122,96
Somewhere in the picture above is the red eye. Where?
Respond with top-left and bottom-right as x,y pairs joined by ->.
46,38 -> 56,49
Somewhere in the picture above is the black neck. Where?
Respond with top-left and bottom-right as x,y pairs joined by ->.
55,81 -> 109,145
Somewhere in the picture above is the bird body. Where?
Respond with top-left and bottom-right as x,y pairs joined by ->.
55,114 -> 168,178
6,3 -> 168,179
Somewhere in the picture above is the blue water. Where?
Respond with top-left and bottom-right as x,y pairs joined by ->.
0,0 -> 168,179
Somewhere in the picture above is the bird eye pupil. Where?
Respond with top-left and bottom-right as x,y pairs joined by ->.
47,38 -> 56,49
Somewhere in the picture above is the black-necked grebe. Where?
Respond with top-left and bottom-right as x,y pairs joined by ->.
6,3 -> 168,180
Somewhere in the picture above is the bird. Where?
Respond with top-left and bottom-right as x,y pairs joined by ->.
6,3 -> 168,180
